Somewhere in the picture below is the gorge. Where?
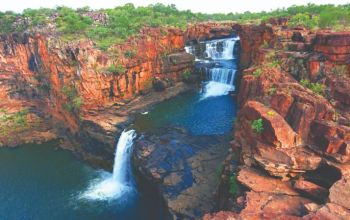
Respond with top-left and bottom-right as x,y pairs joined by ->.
1,3 -> 350,220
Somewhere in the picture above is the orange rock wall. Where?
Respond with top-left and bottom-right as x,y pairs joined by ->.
0,27 -> 193,146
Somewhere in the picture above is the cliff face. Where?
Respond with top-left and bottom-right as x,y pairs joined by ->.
0,22 -> 274,164
0,27 -> 194,164
206,25 -> 350,219
2,20 -> 350,218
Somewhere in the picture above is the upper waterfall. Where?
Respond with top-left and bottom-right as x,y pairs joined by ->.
205,37 -> 239,60
185,36 -> 240,99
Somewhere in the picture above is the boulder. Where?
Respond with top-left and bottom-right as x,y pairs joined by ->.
329,176 -> 350,210
303,203 -> 350,220
237,167 -> 299,195
238,191 -> 311,219
293,179 -> 328,202
240,101 -> 299,148
310,120 -> 350,163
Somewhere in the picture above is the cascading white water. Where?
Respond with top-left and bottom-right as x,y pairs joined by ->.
81,130 -> 137,201
208,68 -> 235,85
205,37 -> 239,60
185,36 -> 239,99
112,130 -> 136,183
201,67 -> 236,99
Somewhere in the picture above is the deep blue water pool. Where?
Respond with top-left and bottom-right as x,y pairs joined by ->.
0,142 -> 161,220
133,90 -> 237,135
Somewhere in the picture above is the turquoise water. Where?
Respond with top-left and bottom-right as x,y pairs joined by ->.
0,142 -> 160,220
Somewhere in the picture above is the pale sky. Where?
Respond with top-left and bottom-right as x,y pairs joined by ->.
0,0 -> 349,13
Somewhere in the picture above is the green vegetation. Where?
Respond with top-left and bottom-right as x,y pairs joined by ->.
264,51 -> 281,68
61,85 -> 83,112
1,3 -> 350,49
124,50 -> 136,58
268,86 -> 277,96
252,68 -> 262,77
319,7 -> 350,30
288,13 -> 319,29
23,8 -> 54,27
182,70 -> 192,81
229,173 -> 239,196
251,118 -> 264,134
332,65 -> 348,76
0,109 -> 29,138
216,164 -> 224,179
267,111 -> 275,116
300,79 -> 325,95
106,64 -> 126,75
261,40 -> 270,49
56,7 -> 92,33
269,59 -> 281,68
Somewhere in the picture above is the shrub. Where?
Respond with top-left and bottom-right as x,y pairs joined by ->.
319,8 -> 350,29
229,173 -> 239,196
332,65 -> 348,76
182,70 -> 192,80
0,109 -> 29,138
124,50 -> 136,58
288,13 -> 319,29
56,6 -> 92,34
23,8 -> 53,26
251,118 -> 264,134
62,85 -> 83,112
252,68 -> 262,77
268,86 -> 277,95
267,111 -> 275,116
269,59 -> 281,68
106,64 -> 126,75
300,79 -> 325,95
261,40 -> 270,49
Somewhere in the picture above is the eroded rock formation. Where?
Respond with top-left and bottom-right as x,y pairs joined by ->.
205,24 -> 350,220
0,27 -> 195,165
1,19 -> 350,219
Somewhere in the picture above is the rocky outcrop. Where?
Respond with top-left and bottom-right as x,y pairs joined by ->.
134,127 -> 231,219
206,26 -> 350,219
0,27 -> 195,163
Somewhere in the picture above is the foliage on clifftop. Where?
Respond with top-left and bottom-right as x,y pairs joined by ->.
1,3 -> 350,49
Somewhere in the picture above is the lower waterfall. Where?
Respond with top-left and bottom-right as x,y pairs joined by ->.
81,130 -> 137,201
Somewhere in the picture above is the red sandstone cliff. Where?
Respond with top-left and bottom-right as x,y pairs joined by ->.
204,24 -> 350,220
0,27 -> 194,164
1,20 -> 350,219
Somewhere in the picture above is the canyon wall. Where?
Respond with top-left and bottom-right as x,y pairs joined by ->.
0,27 -> 194,165
205,24 -> 350,219
1,20 -> 350,219
0,22 -> 273,165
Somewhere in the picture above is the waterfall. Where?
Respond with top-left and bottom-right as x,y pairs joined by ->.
208,68 -> 235,85
205,37 -> 239,60
185,36 -> 239,99
112,130 -> 136,183
81,130 -> 137,201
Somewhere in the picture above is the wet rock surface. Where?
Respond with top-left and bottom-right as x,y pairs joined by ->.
133,127 -> 231,219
